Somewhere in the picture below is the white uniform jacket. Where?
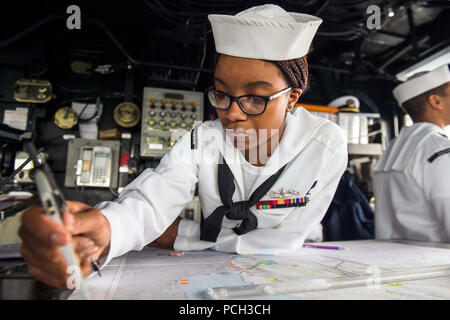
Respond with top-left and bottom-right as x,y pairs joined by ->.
373,122 -> 450,242
96,108 -> 348,264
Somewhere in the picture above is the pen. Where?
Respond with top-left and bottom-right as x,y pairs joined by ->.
302,243 -> 346,250
31,170 -> 91,299
90,257 -> 102,277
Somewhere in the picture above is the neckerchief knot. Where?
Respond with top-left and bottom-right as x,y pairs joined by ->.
200,157 -> 286,242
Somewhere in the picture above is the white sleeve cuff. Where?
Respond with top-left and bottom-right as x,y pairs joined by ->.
95,202 -> 125,266
174,218 -> 201,251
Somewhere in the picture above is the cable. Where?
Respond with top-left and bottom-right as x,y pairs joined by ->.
142,0 -> 186,25
108,187 -> 119,197
0,14 -> 63,48
77,99 -> 102,123
76,103 -> 90,119
0,147 -> 45,190
37,102 -> 89,143
318,29 -> 367,36
1,14 -> 214,74
194,40 -> 208,89
315,0 -> 332,15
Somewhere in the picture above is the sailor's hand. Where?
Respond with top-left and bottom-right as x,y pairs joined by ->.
149,217 -> 182,249
19,201 -> 111,288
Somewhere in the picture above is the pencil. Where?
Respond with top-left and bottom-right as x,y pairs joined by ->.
302,244 -> 345,250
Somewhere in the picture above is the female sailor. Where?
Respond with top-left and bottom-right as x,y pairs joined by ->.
19,4 -> 347,288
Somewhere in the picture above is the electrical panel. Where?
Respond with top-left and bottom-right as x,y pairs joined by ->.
140,87 -> 204,157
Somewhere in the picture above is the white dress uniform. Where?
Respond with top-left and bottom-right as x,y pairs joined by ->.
373,123 -> 450,242
96,108 -> 347,264
373,64 -> 450,242
94,5 -> 347,265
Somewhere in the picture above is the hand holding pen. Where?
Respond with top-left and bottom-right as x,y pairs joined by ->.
19,201 -> 111,290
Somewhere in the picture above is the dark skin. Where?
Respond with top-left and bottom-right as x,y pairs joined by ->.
18,55 -> 302,287
152,55 -> 303,247
19,201 -> 111,288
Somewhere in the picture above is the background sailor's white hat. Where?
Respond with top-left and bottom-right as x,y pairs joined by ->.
328,95 -> 361,109
393,64 -> 450,105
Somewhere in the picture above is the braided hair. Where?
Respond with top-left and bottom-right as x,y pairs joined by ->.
271,56 -> 309,92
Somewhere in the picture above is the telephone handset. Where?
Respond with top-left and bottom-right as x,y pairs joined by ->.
76,146 -> 112,187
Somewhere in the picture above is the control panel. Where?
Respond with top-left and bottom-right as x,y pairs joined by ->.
140,87 -> 204,157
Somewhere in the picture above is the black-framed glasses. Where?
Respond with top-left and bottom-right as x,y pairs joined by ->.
207,87 -> 292,116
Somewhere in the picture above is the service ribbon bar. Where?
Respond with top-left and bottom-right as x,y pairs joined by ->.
256,197 -> 309,210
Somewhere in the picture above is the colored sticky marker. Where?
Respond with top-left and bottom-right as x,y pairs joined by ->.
386,283 -> 403,287
169,252 -> 184,256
